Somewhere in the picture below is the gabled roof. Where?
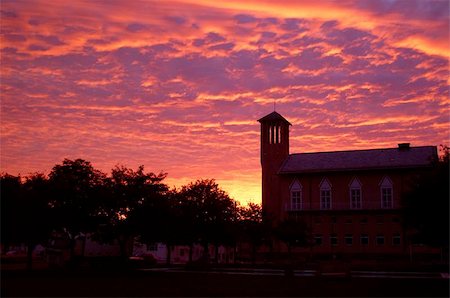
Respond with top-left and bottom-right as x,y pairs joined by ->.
278,146 -> 437,174
257,111 -> 292,125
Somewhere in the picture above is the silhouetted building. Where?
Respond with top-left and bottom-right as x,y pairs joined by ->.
258,111 -> 437,257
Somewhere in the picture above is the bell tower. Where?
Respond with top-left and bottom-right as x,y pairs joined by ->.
258,111 -> 291,221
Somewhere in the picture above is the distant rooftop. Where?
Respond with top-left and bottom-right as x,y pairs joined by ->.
279,145 -> 437,174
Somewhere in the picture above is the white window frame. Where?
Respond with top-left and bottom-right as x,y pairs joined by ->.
330,234 -> 338,246
380,177 -> 393,209
344,234 -> 353,246
314,234 -> 323,246
349,177 -> 362,209
289,180 -> 303,210
392,233 -> 401,246
360,234 -> 369,245
376,235 -> 385,245
320,178 -> 332,210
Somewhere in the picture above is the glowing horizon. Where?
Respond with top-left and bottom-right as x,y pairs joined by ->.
1,0 -> 449,205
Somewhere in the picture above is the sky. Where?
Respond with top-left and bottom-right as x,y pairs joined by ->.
1,0 -> 449,205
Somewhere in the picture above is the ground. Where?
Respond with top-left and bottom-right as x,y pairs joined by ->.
2,269 -> 449,297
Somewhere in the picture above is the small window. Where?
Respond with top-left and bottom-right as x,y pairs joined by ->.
320,178 -> 332,210
376,235 -> 385,245
269,125 -> 282,144
392,233 -> 401,246
320,190 -> 331,209
350,188 -> 361,209
314,234 -> 323,246
380,177 -> 393,208
314,216 -> 322,224
344,234 -> 353,246
277,125 -> 281,144
360,234 -> 369,245
290,180 -> 303,210
330,234 -> 338,246
331,216 -> 337,224
360,217 -> 368,224
291,191 -> 302,210
349,178 -> 362,209
345,217 -> 352,224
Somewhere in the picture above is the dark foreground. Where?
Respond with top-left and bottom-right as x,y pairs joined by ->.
2,269 -> 449,297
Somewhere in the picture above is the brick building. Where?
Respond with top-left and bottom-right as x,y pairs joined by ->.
258,111 -> 437,256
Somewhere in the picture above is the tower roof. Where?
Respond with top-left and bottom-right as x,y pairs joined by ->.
257,111 -> 292,125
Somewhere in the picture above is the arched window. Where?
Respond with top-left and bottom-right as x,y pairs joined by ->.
349,177 -> 362,209
320,178 -> 332,210
290,180 -> 302,210
380,176 -> 393,208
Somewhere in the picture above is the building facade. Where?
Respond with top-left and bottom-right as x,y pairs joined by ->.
258,111 -> 437,256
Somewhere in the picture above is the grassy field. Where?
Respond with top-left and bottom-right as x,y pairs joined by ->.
2,269 -> 449,297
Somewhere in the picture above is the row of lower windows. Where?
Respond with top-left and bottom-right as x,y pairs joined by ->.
314,234 -> 401,246
290,176 -> 394,210
313,216 -> 401,224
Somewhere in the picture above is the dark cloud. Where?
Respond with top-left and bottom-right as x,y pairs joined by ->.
126,23 -> 147,32
165,16 -> 187,25
1,10 -> 17,18
281,18 -> 305,31
28,19 -> 40,26
320,20 -> 339,30
205,32 -> 226,43
27,44 -> 49,51
326,27 -> 375,45
257,17 -> 278,27
4,34 -> 27,42
234,14 -> 257,24
208,42 -> 235,51
36,35 -> 65,46
342,41 -> 372,56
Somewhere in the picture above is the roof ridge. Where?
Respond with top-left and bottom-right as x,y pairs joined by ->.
288,145 -> 436,156
280,145 -> 437,174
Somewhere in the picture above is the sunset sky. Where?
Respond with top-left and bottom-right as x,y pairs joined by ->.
1,0 -> 449,205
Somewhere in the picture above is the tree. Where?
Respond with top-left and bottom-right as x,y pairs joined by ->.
274,217 -> 309,259
48,159 -> 108,261
177,179 -> 236,263
1,174 -> 24,254
1,173 -> 52,269
403,145 -> 449,249
238,203 -> 271,264
107,165 -> 168,260
165,189 -> 199,264
22,173 -> 53,269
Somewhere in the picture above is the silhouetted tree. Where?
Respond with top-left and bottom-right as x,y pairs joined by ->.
274,217 -> 309,260
1,173 -> 52,269
108,165 -> 168,260
178,179 -> 236,263
238,203 -> 271,264
403,145 -> 449,250
48,159 -> 108,261
22,173 -> 53,269
1,174 -> 24,254
167,189 -> 199,264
